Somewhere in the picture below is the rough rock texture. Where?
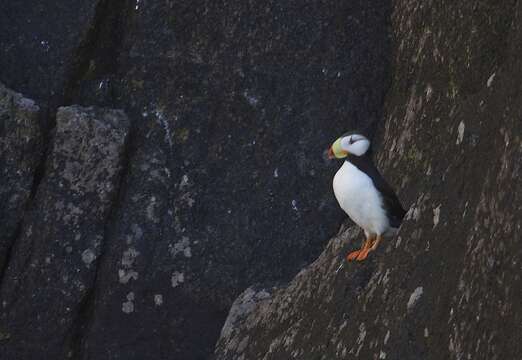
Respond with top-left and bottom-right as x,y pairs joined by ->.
0,83 -> 42,276
215,1 -> 522,359
0,106 -> 130,358
0,1 -> 391,359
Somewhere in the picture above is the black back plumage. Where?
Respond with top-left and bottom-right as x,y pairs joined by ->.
347,155 -> 406,228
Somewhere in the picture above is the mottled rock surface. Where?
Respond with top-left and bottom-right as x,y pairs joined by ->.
0,83 -> 42,275
214,1 -> 522,359
0,106 -> 130,358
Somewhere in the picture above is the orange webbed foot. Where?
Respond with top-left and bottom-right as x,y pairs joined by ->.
346,234 -> 376,262
346,250 -> 361,261
355,248 -> 370,261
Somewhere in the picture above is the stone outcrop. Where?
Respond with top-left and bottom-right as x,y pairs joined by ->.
214,1 -> 522,359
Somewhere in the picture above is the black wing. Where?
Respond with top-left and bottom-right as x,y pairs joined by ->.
348,156 -> 406,228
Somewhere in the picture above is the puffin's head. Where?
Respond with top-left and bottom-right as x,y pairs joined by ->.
327,132 -> 370,159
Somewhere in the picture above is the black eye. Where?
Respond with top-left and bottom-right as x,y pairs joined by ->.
348,137 -> 355,145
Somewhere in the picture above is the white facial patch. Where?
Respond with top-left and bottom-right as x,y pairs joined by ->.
341,135 -> 370,156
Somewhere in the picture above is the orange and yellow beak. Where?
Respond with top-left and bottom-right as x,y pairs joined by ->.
328,138 -> 349,159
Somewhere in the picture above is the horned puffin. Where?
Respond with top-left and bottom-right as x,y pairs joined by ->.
327,131 -> 406,261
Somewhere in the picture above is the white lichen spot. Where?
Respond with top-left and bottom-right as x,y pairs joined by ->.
131,223 -> 144,239
487,73 -> 495,87
425,84 -> 433,102
119,247 -> 140,283
291,200 -> 298,211
118,269 -> 139,284
432,205 -> 441,228
146,196 -> 159,223
154,109 -> 173,148
45,256 -> 51,264
273,168 -> 279,178
395,236 -> 402,248
81,249 -> 96,265
154,294 -> 163,306
424,327 -> 429,337
183,247 -> 192,257
456,121 -> 465,144
169,236 -> 192,258
186,195 -> 195,207
171,271 -> 185,287
413,207 -> 421,221
384,330 -> 390,345
122,301 -> 133,313
122,247 -> 140,267
407,287 -> 424,310
122,292 -> 135,313
405,206 -> 421,221
357,323 -> 366,344
179,174 -> 189,189
356,323 -> 367,356
40,40 -> 50,52
379,351 -> 387,359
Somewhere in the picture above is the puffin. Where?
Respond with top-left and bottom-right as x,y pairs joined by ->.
327,131 -> 406,261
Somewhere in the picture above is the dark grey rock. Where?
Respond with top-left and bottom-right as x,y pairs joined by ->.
0,105 -> 130,359
0,83 -> 42,275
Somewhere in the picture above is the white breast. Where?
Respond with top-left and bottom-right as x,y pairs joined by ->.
333,161 -> 389,235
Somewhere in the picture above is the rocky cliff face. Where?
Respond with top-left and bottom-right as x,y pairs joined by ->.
2,0 -> 521,359
0,1 -> 390,359
215,1 -> 522,359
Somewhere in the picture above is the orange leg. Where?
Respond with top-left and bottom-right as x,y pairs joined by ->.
347,234 -> 375,262
370,234 -> 382,251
